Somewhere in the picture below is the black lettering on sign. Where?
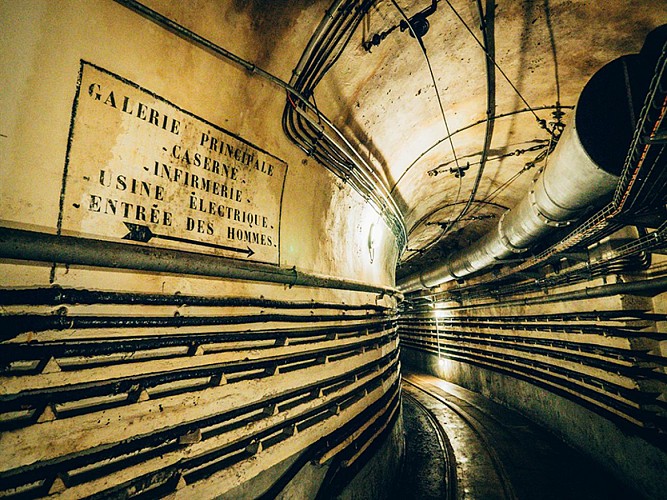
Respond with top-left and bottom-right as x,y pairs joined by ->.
60,62 -> 287,264
88,83 -> 181,135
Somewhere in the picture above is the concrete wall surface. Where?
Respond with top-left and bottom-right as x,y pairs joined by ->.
0,1 -> 403,498
401,277 -> 667,499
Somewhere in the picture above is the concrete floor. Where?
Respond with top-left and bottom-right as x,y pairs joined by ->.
398,372 -> 640,500
392,395 -> 448,499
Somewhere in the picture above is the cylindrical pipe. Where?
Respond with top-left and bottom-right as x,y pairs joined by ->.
0,227 -> 400,297
399,51 -> 648,293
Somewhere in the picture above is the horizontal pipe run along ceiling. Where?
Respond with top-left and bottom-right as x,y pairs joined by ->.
288,0 -> 666,288
114,0 -> 666,291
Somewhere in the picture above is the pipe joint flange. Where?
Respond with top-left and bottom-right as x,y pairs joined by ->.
462,259 -> 478,275
498,212 -> 528,254
529,189 -> 573,228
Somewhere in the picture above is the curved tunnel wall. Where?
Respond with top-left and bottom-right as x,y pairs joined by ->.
398,26 -> 667,497
0,1 -> 403,498
2,2 -> 666,499
397,24 -> 667,496
399,254 -> 667,498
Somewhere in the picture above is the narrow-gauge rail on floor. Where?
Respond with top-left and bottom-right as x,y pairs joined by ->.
403,374 -> 517,499
400,391 -> 458,500
401,372 -> 640,499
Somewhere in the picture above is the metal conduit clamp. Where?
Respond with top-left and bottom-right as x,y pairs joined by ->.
288,266 -> 298,288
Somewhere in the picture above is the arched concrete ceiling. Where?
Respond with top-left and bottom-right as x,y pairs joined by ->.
308,0 -> 665,277
144,0 -> 666,280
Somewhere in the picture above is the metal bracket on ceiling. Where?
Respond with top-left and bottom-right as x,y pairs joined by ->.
362,0 -> 438,52
450,162 -> 470,178
643,130 -> 667,144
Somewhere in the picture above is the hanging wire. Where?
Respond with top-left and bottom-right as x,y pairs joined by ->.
543,0 -> 564,126
435,0 -> 496,239
389,105 -> 572,195
389,0 -> 466,239
441,0 -> 554,136
469,127 -> 559,216
402,133 -> 557,262
428,140 -> 549,176
390,0 -> 462,175
476,167 -> 527,206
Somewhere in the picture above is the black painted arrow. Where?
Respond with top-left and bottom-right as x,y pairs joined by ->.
122,223 -> 255,258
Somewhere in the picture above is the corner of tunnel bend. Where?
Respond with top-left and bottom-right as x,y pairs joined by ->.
1,1 -> 666,499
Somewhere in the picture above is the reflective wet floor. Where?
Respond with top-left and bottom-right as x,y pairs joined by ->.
395,372 -> 639,500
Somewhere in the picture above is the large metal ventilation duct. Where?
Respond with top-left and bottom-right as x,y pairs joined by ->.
399,41 -> 656,294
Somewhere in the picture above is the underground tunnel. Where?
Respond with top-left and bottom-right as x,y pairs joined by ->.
1,0 -> 667,498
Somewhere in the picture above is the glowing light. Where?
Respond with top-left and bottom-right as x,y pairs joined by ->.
361,206 -> 384,265
434,308 -> 450,319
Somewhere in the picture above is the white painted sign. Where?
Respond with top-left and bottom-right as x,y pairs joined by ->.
60,62 -> 286,264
